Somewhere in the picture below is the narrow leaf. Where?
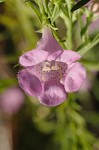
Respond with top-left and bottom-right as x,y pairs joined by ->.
71,0 -> 91,12
78,33 -> 99,55
51,4 -> 60,23
26,1 -> 42,22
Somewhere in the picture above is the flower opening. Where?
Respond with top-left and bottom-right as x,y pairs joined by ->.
18,27 -> 86,107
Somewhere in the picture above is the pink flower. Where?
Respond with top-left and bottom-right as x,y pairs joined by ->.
18,27 -> 86,107
0,87 -> 24,114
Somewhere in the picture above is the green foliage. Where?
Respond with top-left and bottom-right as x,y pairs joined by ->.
78,33 -> 99,55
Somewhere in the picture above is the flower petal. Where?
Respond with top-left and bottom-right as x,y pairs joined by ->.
18,69 -> 43,96
64,62 -> 86,92
38,82 -> 67,107
47,50 -> 63,61
19,50 -> 48,67
57,50 -> 81,64
37,27 -> 63,53
48,50 -> 81,64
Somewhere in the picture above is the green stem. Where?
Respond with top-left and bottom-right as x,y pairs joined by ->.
60,4 -> 73,49
67,18 -> 73,49
53,30 -> 66,49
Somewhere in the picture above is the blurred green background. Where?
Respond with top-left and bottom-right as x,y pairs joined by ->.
0,0 -> 99,150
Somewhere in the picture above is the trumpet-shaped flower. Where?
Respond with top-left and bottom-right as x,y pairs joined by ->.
18,28 -> 86,107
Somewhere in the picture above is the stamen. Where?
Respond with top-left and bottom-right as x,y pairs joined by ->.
42,62 -> 51,72
41,61 -> 66,82
42,61 -> 60,72
51,65 -> 59,70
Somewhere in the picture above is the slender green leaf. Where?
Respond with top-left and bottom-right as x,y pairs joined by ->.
71,0 -> 91,12
43,0 -> 49,13
26,1 -> 42,22
51,4 -> 60,23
